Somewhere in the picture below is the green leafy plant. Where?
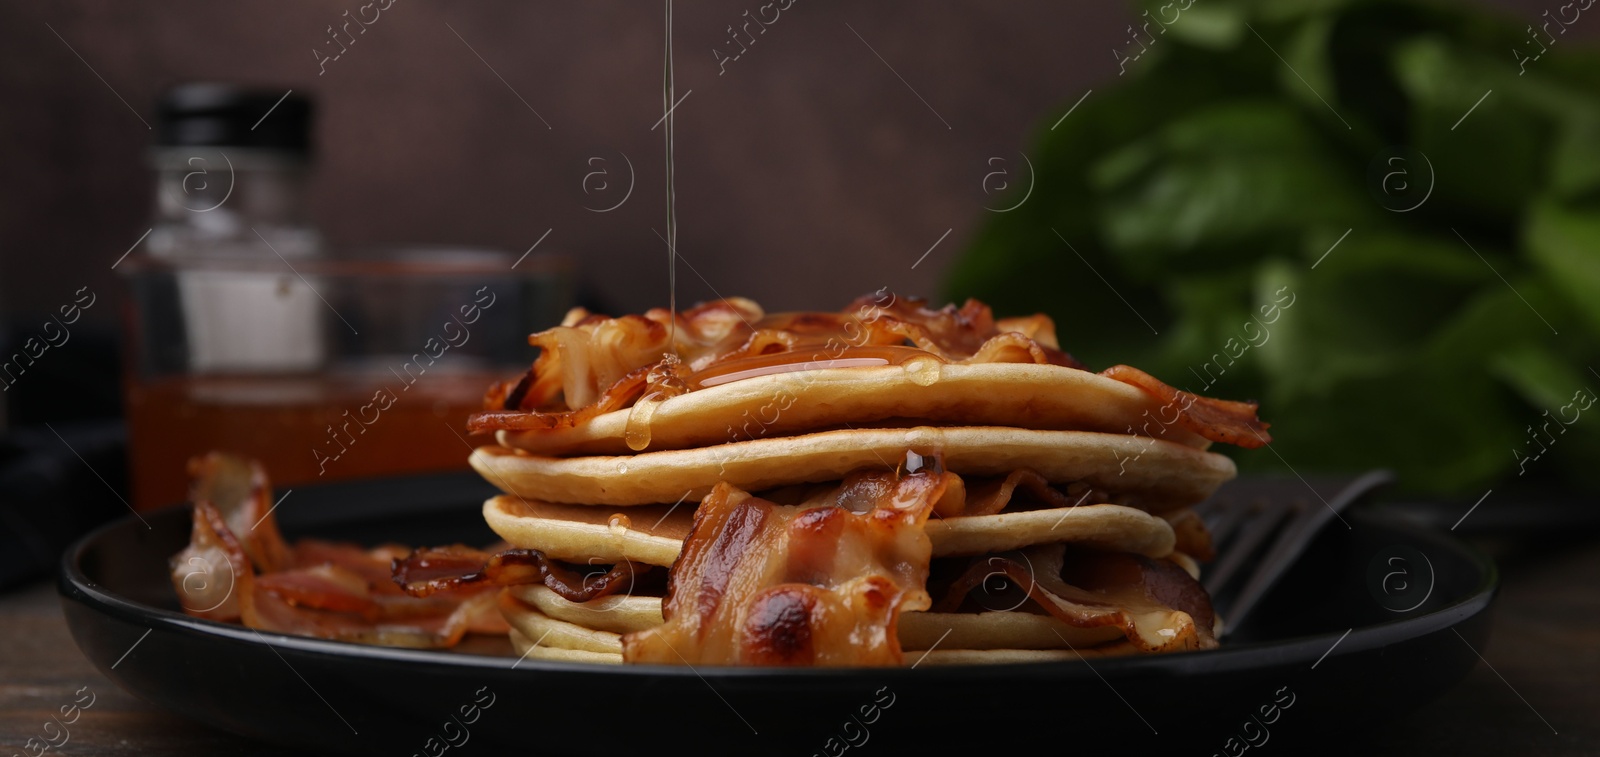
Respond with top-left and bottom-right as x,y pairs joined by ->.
946,0 -> 1600,495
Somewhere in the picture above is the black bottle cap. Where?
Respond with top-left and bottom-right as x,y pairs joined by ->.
155,83 -> 313,154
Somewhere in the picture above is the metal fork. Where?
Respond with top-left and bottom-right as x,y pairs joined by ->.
1195,470 -> 1393,637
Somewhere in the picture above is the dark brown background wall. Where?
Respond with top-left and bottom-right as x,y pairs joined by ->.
0,0 -> 1566,336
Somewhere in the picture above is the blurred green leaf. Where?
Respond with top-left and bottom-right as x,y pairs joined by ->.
1550,116 -> 1600,199
1163,3 -> 1248,49
1492,344 -> 1589,411
1256,229 -> 1492,401
948,0 -> 1600,495
1395,39 -> 1550,217
1281,15 -> 1341,116
1091,102 -> 1371,275
1246,362 -> 1519,493
1527,199 -> 1600,334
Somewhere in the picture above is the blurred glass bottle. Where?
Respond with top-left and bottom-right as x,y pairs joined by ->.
126,84 -> 327,507
148,84 -> 323,372
124,84 -> 576,508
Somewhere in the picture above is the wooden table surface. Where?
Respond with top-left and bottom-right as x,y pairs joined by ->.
3,536 -> 1596,756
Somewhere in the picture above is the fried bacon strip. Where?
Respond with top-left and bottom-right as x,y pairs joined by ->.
470,362 -> 657,433
853,295 -> 1081,368
620,468 -> 948,666
492,298 -> 762,416
471,295 -> 1083,420
907,467 -> 1150,518
468,295 -> 1271,452
255,564 -> 378,615
169,453 -> 508,648
752,464 -> 1163,523
186,453 -> 291,574
391,545 -> 649,603
245,586 -> 504,648
1099,365 -> 1271,448
171,494 -> 255,622
933,544 -> 1217,653
959,469 -> 1090,518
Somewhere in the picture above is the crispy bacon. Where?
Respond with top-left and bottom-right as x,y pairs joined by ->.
467,363 -> 654,434
186,453 -> 291,574
502,370 -> 535,412
621,468 -> 947,666
392,545 -> 650,603
467,295 -> 1271,452
170,497 -> 255,622
246,587 -> 504,648
917,468 -> 1147,518
960,469 -> 1087,517
255,565 -> 379,615
468,294 -> 1094,434
504,299 -> 763,415
1099,365 -> 1271,448
169,453 -> 510,649
933,544 -> 1217,653
846,295 -> 1085,368
291,539 -> 414,595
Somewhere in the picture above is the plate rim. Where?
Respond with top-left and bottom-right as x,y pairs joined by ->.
58,496 -> 1498,681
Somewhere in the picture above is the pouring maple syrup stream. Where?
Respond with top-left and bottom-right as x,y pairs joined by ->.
625,0 -> 684,452
663,0 -> 679,356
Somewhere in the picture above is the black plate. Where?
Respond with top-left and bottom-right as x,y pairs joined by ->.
60,474 -> 1496,756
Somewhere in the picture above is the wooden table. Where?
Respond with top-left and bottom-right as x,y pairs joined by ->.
3,536 -> 1596,756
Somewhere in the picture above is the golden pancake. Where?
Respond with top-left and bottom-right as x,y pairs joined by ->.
509,585 -> 665,635
508,627 -> 625,664
483,495 -> 1178,567
501,593 -> 624,655
482,497 -> 692,567
470,426 -> 1234,508
922,505 -> 1175,558
496,362 -> 1212,456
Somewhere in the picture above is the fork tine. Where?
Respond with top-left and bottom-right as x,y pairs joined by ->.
1203,499 -> 1288,596
1202,498 -> 1248,552
1220,470 -> 1394,635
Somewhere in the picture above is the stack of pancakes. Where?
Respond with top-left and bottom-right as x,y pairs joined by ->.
465,294 -> 1267,666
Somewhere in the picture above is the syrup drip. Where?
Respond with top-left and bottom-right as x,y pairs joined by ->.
900,450 -> 944,475
904,357 -> 941,387
625,393 -> 662,451
625,354 -> 690,451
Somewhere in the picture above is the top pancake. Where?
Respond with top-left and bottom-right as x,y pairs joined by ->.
496,361 -> 1212,456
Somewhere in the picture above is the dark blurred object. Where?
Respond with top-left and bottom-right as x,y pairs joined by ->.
0,421 -> 126,591
157,83 -> 312,155
948,0 -> 1600,497
1,326 -> 123,426
1378,486 -> 1600,537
